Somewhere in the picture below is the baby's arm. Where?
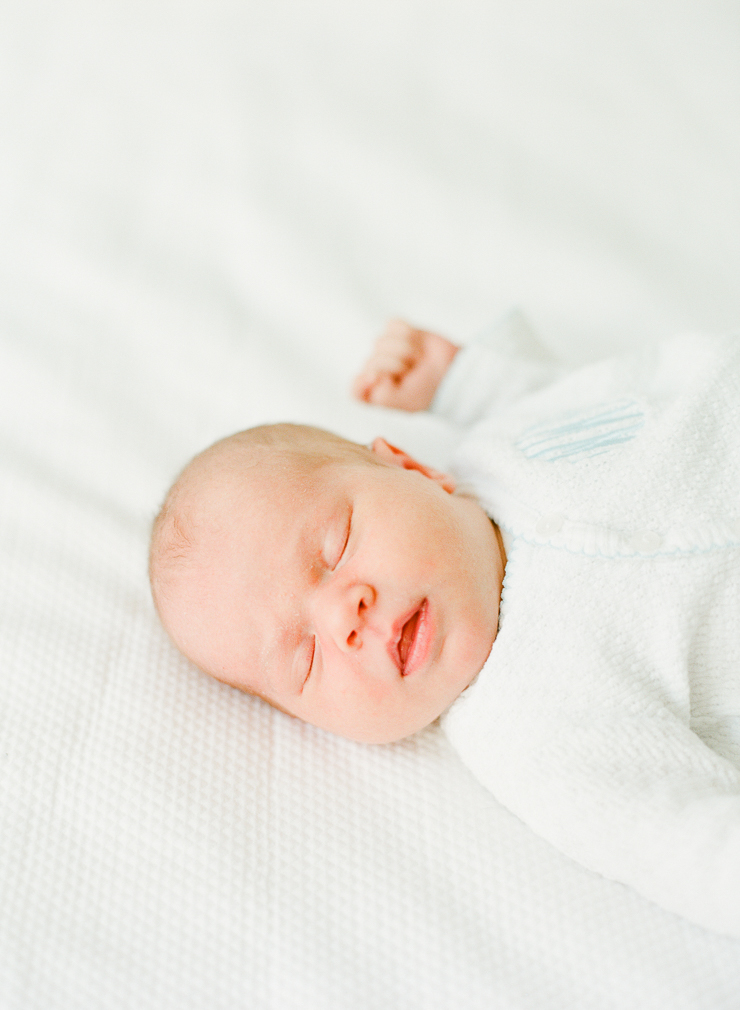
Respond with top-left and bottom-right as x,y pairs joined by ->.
352,319 -> 459,412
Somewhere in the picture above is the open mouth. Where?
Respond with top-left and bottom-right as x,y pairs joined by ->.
396,599 -> 429,675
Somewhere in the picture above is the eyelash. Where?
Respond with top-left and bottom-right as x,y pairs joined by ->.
303,638 -> 316,688
335,513 -> 352,568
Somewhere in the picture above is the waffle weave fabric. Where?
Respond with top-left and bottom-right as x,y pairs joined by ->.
440,321 -> 740,938
3,0 -> 740,1002
2,316 -> 740,1009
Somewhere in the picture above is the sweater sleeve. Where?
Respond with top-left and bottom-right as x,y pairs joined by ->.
443,659 -> 740,939
430,308 -> 564,427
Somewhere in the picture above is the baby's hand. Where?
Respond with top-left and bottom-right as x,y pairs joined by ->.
352,320 -> 459,411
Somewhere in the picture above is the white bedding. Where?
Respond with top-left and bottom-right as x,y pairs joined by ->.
1,2 -> 739,1007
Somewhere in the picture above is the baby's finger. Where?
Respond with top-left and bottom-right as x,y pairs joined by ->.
352,361 -> 406,401
374,328 -> 421,364
352,368 -> 382,402
367,373 -> 402,407
352,348 -> 412,398
374,326 -> 419,352
367,350 -> 412,378
382,318 -> 416,343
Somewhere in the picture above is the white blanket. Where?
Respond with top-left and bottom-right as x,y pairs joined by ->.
1,2 -> 739,1007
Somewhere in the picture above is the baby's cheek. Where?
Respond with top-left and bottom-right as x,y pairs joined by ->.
332,669 -> 394,710
364,677 -> 399,708
316,689 -> 404,744
346,679 -> 401,728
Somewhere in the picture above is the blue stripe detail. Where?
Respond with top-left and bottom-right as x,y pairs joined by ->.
517,399 -> 644,461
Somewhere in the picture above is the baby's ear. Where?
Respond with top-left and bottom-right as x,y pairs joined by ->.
370,437 -> 456,493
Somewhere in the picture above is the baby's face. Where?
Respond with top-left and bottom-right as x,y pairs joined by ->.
166,441 -> 504,743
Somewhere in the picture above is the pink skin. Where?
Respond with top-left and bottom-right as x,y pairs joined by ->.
352,320 -> 459,412
162,439 -> 505,744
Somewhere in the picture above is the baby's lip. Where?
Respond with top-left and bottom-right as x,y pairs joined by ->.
390,599 -> 429,676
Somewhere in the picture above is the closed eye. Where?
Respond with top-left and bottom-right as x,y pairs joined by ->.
301,637 -> 316,690
333,511 -> 352,569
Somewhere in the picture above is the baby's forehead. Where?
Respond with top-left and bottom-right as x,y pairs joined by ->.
186,449 -> 331,533
179,433 -> 384,568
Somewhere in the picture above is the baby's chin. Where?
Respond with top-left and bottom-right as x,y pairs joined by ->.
319,698 -> 458,745
330,722 -> 431,746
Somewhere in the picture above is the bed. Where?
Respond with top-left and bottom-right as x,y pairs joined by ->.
1,1 -> 739,1006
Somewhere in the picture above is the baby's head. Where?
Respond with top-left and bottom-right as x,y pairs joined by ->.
150,423 -> 504,743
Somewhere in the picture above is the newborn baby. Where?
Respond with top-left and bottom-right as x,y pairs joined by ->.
151,311 -> 740,939
150,418 -> 505,744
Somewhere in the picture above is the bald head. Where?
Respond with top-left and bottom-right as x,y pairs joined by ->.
146,419 -> 502,744
149,423 -> 378,675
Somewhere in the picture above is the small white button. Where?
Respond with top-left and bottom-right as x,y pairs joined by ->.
628,530 -> 662,552
535,513 -> 565,537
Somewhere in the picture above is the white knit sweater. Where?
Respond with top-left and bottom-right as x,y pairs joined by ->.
435,311 -> 740,938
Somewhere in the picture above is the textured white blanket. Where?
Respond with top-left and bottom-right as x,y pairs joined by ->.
1,1 -> 740,1007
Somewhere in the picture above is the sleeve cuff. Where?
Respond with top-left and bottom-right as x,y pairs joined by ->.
431,308 -> 562,427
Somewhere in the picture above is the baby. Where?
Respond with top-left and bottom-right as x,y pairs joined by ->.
151,310 -> 740,940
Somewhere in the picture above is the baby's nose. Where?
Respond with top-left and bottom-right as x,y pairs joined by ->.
318,581 -> 376,652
